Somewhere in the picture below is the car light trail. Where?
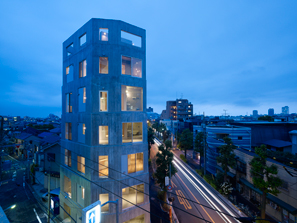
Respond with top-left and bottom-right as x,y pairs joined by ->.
173,157 -> 240,223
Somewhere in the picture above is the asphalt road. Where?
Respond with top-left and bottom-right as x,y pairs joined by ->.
0,152 -> 48,223
151,141 -> 241,223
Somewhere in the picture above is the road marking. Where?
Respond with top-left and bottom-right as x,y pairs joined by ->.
174,158 -> 237,223
33,208 -> 42,223
171,180 -> 177,188
176,190 -> 192,210
176,173 -> 215,223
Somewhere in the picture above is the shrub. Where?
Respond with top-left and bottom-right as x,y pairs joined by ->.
196,169 -> 204,177
180,154 -> 187,163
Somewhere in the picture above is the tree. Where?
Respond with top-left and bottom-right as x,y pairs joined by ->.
250,145 -> 282,219
178,129 -> 193,161
194,132 -> 204,168
147,127 -> 155,156
216,137 -> 236,182
155,140 -> 177,189
258,116 -> 274,122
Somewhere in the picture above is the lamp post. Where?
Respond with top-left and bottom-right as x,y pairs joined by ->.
4,204 -> 16,211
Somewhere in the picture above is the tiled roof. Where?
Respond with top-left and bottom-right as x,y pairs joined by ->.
16,133 -> 32,140
262,139 -> 292,148
38,132 -> 54,138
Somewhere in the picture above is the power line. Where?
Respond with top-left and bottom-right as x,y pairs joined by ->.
49,150 -> 211,223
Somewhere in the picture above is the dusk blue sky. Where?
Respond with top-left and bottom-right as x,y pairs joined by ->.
1,1 -> 296,117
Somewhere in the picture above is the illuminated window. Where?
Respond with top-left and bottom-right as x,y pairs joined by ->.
79,60 -> 87,78
99,126 -> 108,145
64,176 -> 72,198
78,87 -> 86,112
77,156 -> 85,174
65,149 -> 71,167
99,57 -> 108,74
122,184 -> 144,210
121,31 -> 142,48
99,28 -> 108,41
121,56 -> 142,78
66,93 -> 72,113
121,85 -> 143,111
99,91 -> 108,112
99,156 -> 108,178
80,33 -> 86,46
77,185 -> 85,207
65,123 -> 72,140
122,122 -> 142,143
99,194 -> 109,212
128,153 -> 143,174
66,65 -> 73,82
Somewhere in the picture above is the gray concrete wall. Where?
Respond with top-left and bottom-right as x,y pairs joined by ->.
60,18 -> 149,223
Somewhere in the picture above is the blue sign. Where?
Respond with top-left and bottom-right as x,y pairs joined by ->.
89,210 -> 95,223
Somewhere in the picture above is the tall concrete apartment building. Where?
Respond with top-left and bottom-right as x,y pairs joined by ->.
282,106 -> 289,115
60,18 -> 149,223
160,99 -> 193,120
268,108 -> 274,116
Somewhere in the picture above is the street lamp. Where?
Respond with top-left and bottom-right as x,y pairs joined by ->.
4,204 -> 16,211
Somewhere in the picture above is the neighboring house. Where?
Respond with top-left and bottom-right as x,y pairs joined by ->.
37,142 -> 61,190
15,133 -> 41,156
234,148 -> 297,223
262,139 -> 292,153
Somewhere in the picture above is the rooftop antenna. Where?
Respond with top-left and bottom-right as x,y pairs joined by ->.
223,109 -> 228,119
180,93 -> 183,99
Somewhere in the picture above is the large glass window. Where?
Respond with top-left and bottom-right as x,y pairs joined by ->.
124,214 -> 144,223
99,194 -> 109,212
122,184 -> 144,210
64,176 -> 72,198
128,153 -> 143,174
77,156 -> 85,174
99,57 -> 108,74
121,30 -> 142,48
65,123 -> 72,140
66,93 -> 72,113
66,65 -> 73,83
99,91 -> 108,112
77,185 -> 85,207
99,28 -> 108,41
80,33 -> 86,46
79,60 -> 87,78
122,122 -> 142,143
78,87 -> 86,112
99,126 -> 108,145
121,86 -> 143,111
99,156 -> 108,178
122,123 -> 132,143
65,149 -> 71,167
121,56 -> 142,78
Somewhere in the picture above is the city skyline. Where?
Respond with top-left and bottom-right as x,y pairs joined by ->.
1,1 -> 297,117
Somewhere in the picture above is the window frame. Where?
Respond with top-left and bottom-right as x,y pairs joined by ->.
99,91 -> 108,112
79,59 -> 87,78
65,149 -> 72,167
77,156 -> 85,174
99,28 -> 109,41
99,57 -> 109,74
65,123 -> 72,140
99,155 -> 109,178
121,55 -> 142,78
79,33 -> 86,46
128,152 -> 143,174
122,183 -> 144,210
99,126 -> 109,145
66,93 -> 72,113
122,122 -> 143,143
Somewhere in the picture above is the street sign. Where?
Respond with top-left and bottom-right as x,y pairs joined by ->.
82,200 -> 101,223
167,185 -> 172,192
165,176 -> 169,186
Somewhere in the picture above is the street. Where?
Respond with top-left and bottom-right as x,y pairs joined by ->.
151,142 -> 241,223
0,152 -> 48,223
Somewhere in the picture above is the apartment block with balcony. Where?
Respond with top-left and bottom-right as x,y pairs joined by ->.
60,18 -> 149,223
161,99 -> 193,120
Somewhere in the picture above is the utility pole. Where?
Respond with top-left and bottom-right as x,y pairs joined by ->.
47,172 -> 51,223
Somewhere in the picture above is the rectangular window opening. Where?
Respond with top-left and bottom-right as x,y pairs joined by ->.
122,184 -> 144,210
99,194 -> 109,212
77,156 -> 85,174
80,33 -> 86,46
65,123 -> 72,140
66,43 -> 73,56
99,28 -> 108,41
99,57 -> 108,74
66,93 -> 72,113
64,176 -> 72,198
121,85 -> 143,111
99,156 -> 108,178
121,30 -> 141,47
79,60 -> 87,78
65,149 -> 72,167
99,91 -> 108,112
99,126 -> 108,145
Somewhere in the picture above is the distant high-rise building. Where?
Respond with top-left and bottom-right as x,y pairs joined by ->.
161,99 -> 193,120
253,110 -> 258,118
268,108 -> 274,116
282,106 -> 289,115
